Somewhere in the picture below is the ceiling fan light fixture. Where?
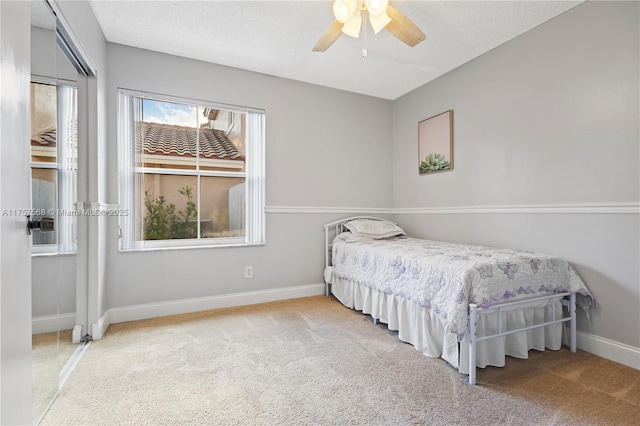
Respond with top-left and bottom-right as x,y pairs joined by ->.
333,0 -> 357,23
313,0 -> 425,54
369,11 -> 391,34
365,0 -> 388,17
341,9 -> 362,38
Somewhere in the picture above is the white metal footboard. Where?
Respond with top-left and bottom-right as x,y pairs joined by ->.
467,291 -> 577,385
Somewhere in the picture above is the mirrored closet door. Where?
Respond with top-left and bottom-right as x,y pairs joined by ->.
30,1 -> 92,423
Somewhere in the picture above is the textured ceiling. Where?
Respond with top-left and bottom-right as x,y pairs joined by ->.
86,1 -> 582,100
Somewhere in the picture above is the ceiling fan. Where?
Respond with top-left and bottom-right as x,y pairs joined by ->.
312,0 -> 426,56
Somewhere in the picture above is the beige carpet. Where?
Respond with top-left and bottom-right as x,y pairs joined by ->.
41,296 -> 639,425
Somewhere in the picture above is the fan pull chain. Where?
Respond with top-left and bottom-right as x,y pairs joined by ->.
362,10 -> 367,58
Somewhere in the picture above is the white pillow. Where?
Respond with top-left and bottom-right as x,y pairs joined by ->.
343,219 -> 406,239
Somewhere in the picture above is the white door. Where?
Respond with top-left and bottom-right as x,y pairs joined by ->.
0,2 -> 35,425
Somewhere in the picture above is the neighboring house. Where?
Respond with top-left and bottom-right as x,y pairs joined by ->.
139,120 -> 246,238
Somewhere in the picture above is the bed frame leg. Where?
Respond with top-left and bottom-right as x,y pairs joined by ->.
469,303 -> 478,386
570,292 -> 577,353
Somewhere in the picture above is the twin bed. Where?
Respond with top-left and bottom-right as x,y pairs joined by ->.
323,216 -> 594,385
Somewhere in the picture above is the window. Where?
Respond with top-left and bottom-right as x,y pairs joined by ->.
118,90 -> 265,250
30,80 -> 78,253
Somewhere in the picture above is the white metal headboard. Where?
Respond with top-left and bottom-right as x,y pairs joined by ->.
323,216 -> 390,295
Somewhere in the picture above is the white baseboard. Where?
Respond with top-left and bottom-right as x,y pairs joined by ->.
32,313 -> 77,335
72,325 -> 83,344
108,283 -> 325,326
91,310 -> 110,341
576,331 -> 640,370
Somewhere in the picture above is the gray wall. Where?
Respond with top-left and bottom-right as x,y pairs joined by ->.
105,44 -> 393,308
31,26 -> 77,82
391,1 -> 639,348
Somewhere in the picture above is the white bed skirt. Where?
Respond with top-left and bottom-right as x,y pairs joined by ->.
330,276 -> 563,374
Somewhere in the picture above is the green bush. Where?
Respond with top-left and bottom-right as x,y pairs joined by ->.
143,184 -> 198,240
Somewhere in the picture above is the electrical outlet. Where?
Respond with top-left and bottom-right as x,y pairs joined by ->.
244,265 -> 253,279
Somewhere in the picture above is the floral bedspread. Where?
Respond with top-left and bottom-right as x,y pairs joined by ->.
331,233 -> 594,341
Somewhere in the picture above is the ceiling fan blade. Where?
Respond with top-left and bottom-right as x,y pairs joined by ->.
312,20 -> 343,52
385,5 -> 426,47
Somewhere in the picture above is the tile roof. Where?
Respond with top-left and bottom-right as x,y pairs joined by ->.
31,127 -> 57,147
139,121 -> 243,160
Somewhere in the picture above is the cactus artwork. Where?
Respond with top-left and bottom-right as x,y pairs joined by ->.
419,152 -> 450,173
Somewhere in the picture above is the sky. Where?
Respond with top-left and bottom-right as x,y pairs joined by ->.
143,99 -> 199,128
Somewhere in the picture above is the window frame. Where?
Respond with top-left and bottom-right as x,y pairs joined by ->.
30,77 -> 78,256
117,88 -> 265,252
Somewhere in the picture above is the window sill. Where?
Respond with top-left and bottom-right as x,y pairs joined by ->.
32,251 -> 77,258
118,242 -> 265,253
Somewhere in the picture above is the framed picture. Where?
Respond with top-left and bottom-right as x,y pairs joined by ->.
418,110 -> 453,175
